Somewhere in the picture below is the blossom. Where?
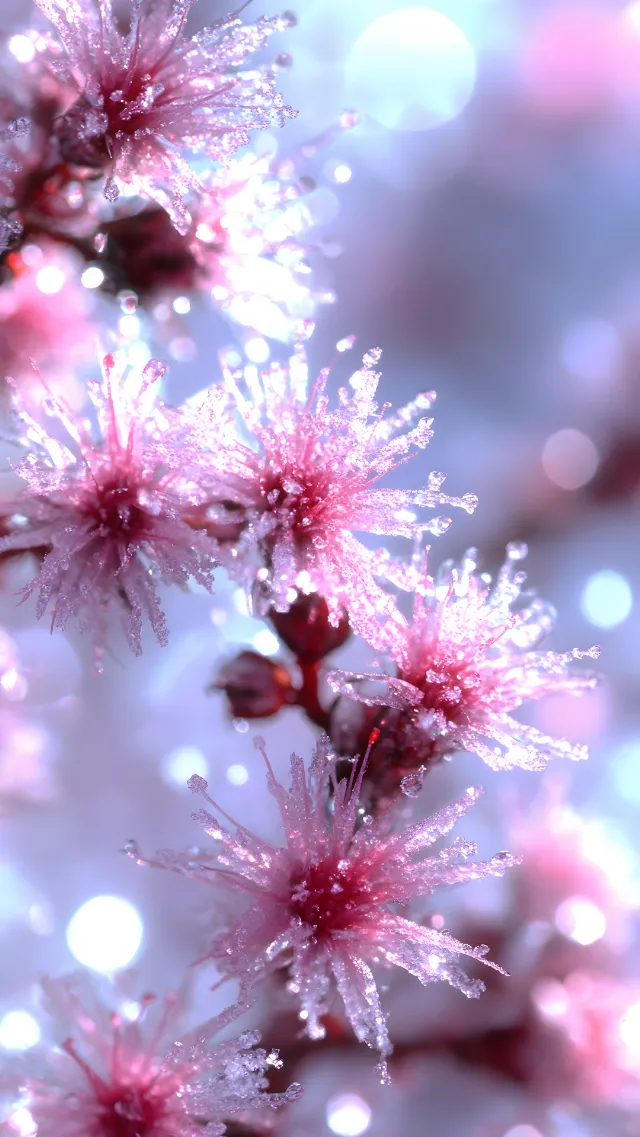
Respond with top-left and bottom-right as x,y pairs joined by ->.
129,740 -> 517,1078
192,345 -> 477,641
34,0 -> 296,231
0,352 -> 219,660
328,544 -> 600,799
4,972 -> 300,1136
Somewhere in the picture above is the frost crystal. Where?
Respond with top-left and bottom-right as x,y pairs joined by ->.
6,972 -> 300,1136
0,352 -> 218,658
329,544 -> 600,785
35,0 -> 296,232
195,345 -> 477,639
0,116 -> 30,252
135,740 -> 517,1079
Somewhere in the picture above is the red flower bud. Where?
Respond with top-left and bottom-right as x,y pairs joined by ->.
269,593 -> 350,663
213,651 -> 293,719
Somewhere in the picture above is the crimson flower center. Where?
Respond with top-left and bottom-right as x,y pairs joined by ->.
95,1082 -> 164,1137
404,657 -> 485,726
80,477 -> 148,542
289,860 -> 371,938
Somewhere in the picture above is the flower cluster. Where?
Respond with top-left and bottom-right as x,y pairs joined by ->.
35,0 -> 295,231
4,972 -> 300,1137
129,738 -> 518,1079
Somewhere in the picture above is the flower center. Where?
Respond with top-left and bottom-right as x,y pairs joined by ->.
289,859 -> 370,938
95,1084 -> 162,1137
81,478 -> 148,542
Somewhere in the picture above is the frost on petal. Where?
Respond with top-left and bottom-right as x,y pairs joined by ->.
34,0 -> 296,231
0,116 -> 30,252
327,543 -> 600,803
0,352 -> 219,659
2,971 -> 300,1137
132,739 -> 515,1074
190,344 -> 475,643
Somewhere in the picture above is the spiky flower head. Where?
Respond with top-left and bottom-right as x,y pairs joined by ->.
194,344 -> 477,641
34,0 -> 296,231
129,739 -> 517,1079
4,972 -> 300,1137
328,544 -> 600,799
0,352 -> 218,660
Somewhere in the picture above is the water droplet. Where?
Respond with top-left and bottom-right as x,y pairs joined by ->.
400,767 -> 426,797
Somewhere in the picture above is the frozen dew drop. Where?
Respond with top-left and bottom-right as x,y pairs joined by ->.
66,895 -> 143,972
326,1093 -> 372,1137
400,767 -> 426,797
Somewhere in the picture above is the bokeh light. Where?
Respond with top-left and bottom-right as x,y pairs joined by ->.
580,571 -> 633,629
345,9 -> 477,131
554,896 -> 607,946
0,1010 -> 40,1050
66,896 -> 144,972
326,1093 -> 372,1137
541,429 -> 599,490
162,744 -> 208,788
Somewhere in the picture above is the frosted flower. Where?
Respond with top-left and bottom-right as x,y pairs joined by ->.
131,740 -> 517,1078
5,972 -> 300,1136
0,352 -> 218,659
35,0 -> 296,231
195,345 -> 477,639
328,544 -> 600,797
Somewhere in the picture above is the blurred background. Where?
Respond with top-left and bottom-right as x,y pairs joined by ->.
1,1 -> 640,1135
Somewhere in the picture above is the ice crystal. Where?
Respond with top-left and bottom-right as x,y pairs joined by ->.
132,740 -> 517,1079
34,0 -> 296,231
194,345 -> 477,639
0,352 -> 218,658
328,544 -> 600,787
0,117 -> 30,252
5,972 -> 300,1136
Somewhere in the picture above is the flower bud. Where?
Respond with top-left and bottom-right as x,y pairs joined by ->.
269,592 -> 350,662
213,650 -> 293,718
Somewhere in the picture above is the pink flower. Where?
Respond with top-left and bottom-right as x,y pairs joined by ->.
130,740 -> 517,1079
328,544 -> 600,797
7,972 -> 300,1137
0,352 -> 218,660
34,0 -> 296,231
195,345 -> 477,640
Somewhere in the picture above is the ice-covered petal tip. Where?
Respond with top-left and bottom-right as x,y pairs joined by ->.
0,352 -> 219,659
35,0 -> 296,231
136,740 -> 516,1074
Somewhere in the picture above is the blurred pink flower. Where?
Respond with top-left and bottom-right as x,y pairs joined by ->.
0,352 -> 218,660
8,972 -> 300,1137
196,345 -> 477,640
0,242 -> 94,390
34,0 -> 296,231
532,970 -> 640,1107
328,544 -> 599,793
132,740 -> 516,1079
